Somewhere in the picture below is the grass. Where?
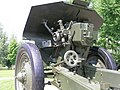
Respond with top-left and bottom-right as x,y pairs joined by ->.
0,70 -> 15,90
0,80 -> 15,90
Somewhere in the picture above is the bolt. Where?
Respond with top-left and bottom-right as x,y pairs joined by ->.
57,80 -> 61,83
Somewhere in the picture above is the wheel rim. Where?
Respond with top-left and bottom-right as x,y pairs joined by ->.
15,50 -> 32,90
87,56 -> 106,69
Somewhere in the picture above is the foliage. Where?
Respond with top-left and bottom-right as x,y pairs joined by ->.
7,37 -> 19,68
0,24 -> 8,66
96,0 -> 120,62
0,24 -> 19,68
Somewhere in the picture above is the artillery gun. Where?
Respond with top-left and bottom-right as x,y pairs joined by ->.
15,0 -> 120,90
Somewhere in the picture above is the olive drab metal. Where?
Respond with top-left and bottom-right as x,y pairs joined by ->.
15,0 -> 120,90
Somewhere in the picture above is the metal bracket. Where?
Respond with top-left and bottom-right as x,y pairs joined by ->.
52,66 -> 120,90
52,66 -> 100,90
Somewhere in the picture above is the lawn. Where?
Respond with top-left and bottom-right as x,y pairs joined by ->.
0,80 -> 15,90
0,70 -> 15,90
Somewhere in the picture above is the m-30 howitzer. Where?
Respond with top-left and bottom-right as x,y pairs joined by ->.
15,0 -> 120,90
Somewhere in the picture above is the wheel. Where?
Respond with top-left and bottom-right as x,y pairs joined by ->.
64,50 -> 79,67
87,46 -> 117,70
15,43 -> 44,90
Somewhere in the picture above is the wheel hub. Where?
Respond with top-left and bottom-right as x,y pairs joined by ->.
16,70 -> 26,83
15,56 -> 32,90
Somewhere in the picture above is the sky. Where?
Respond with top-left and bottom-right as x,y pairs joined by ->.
0,0 -> 67,41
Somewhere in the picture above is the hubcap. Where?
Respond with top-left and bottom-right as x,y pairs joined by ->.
16,69 -> 26,83
15,52 -> 32,90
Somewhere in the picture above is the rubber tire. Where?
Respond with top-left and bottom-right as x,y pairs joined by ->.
15,43 -> 44,90
87,46 -> 117,70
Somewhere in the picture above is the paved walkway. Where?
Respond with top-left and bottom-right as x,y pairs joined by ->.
0,77 -> 14,80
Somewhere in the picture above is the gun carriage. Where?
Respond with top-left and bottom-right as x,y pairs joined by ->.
15,0 -> 120,90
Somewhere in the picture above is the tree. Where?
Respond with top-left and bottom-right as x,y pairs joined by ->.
96,0 -> 120,62
7,37 -> 19,68
75,0 -> 120,63
0,24 -> 8,66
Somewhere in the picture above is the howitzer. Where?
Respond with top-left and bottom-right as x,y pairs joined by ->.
15,0 -> 120,90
